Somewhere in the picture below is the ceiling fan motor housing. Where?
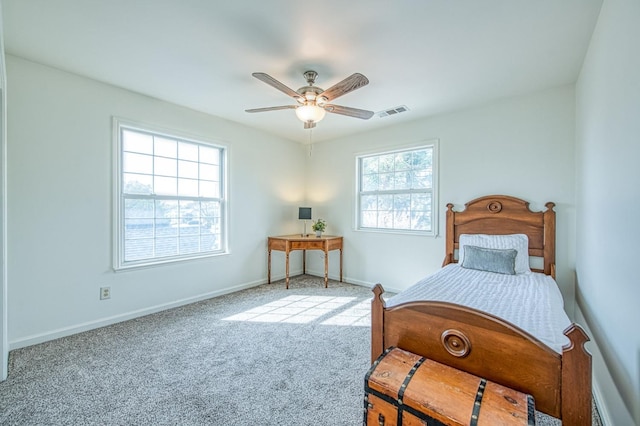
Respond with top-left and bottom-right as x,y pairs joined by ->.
303,70 -> 318,85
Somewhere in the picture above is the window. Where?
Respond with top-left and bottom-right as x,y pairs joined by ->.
114,119 -> 227,269
356,142 -> 438,235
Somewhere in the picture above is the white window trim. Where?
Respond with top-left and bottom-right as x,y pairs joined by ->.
354,140 -> 439,237
112,117 -> 229,271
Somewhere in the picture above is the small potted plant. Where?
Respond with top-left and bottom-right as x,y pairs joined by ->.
311,219 -> 326,237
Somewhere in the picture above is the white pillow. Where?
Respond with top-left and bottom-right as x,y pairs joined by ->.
458,234 -> 531,274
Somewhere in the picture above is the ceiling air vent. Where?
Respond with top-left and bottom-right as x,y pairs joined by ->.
377,105 -> 409,118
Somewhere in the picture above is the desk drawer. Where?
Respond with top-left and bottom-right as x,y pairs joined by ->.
268,239 -> 287,251
291,240 -> 325,250
327,238 -> 343,251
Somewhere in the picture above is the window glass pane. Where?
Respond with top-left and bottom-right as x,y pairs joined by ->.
394,171 -> 411,190
378,194 -> 393,211
394,210 -> 410,229
200,201 -> 219,219
393,194 -> 410,212
155,237 -> 178,257
124,199 -> 154,218
154,156 -> 177,177
154,176 -> 177,196
200,181 -> 219,198
125,238 -> 153,261
179,236 -> 200,254
413,149 -> 429,168
178,142 -> 198,161
178,178 -> 199,197
123,152 -> 152,174
361,174 -> 378,192
200,146 -> 219,165
199,164 -> 218,181
361,195 -> 377,211
378,154 -> 395,172
209,217 -> 221,234
180,224 -> 199,236
155,137 -> 177,158
412,170 -> 431,189
378,211 -> 393,228
201,232 -> 219,251
123,130 -> 153,154
361,211 -> 377,227
361,157 -> 378,174
394,152 -> 412,171
378,173 -> 394,190
123,173 -> 153,194
124,219 -> 154,239
179,200 -> 198,224
156,200 -> 177,230
156,223 -> 176,237
411,212 -> 430,231
178,160 -> 198,179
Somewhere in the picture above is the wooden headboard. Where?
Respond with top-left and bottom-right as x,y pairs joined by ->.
443,195 -> 556,277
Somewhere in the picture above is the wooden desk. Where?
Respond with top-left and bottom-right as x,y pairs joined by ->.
268,234 -> 343,289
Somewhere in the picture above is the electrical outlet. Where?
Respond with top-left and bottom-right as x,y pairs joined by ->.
100,287 -> 111,300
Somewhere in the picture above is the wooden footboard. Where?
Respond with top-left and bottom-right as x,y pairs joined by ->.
371,284 -> 592,426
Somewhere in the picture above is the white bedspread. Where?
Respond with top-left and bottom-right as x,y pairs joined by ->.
386,264 -> 571,353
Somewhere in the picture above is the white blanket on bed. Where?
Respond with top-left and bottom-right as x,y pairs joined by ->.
385,264 -> 571,353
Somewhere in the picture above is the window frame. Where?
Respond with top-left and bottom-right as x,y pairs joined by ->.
354,140 -> 439,236
112,117 -> 228,271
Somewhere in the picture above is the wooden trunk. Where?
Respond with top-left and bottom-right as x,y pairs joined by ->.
364,347 -> 535,426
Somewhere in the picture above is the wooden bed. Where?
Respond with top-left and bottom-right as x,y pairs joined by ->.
371,195 -> 592,425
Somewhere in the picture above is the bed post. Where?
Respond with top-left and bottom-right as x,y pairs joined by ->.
443,203 -> 455,266
371,284 -> 386,363
561,324 -> 592,425
543,202 -> 556,277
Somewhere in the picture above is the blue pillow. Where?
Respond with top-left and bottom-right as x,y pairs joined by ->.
460,245 -> 517,275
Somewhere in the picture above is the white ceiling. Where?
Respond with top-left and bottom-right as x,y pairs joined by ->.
1,0 -> 603,144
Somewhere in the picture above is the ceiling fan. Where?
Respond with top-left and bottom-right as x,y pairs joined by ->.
245,70 -> 375,129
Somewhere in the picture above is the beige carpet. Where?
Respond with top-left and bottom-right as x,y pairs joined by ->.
0,275 -> 601,425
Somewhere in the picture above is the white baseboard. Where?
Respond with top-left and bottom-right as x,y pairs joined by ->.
302,270 -> 404,295
592,375 -> 613,426
9,278 -> 266,350
575,304 -> 635,426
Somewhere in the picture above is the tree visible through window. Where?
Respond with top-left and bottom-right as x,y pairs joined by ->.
356,143 -> 437,234
114,120 -> 226,269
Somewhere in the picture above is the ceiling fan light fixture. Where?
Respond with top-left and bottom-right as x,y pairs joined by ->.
296,103 -> 326,123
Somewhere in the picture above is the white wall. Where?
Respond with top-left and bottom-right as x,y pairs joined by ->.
6,55 -> 306,348
306,87 -> 577,304
575,0 -> 640,423
0,5 -> 7,381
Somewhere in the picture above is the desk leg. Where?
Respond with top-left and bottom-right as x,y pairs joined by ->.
268,249 -> 271,284
339,248 -> 343,282
324,250 -> 329,288
302,250 -> 306,275
285,250 -> 290,289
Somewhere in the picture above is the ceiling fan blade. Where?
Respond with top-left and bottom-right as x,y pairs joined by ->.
324,104 -> 375,120
319,73 -> 369,102
252,72 -> 302,99
245,105 -> 296,113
